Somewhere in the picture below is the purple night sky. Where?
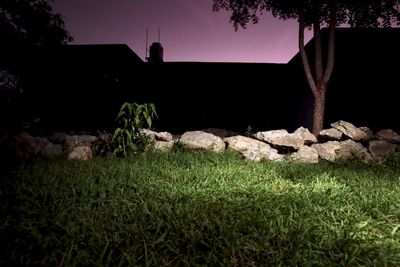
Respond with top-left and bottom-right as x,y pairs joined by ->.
52,0 -> 313,63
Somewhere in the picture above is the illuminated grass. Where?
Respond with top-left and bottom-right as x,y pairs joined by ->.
1,149 -> 400,266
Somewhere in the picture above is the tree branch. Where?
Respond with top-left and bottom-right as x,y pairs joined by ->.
322,0 -> 336,86
298,8 -> 318,97
313,21 -> 323,84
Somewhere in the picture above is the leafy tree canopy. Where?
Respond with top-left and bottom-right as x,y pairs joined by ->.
213,0 -> 400,29
0,0 -> 73,132
0,0 -> 72,47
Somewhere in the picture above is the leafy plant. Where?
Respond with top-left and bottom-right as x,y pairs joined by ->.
245,125 -> 254,137
112,102 -> 158,157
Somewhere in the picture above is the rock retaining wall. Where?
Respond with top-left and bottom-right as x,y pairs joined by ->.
4,120 -> 400,163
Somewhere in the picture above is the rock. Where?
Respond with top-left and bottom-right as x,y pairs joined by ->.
376,129 -> 400,143
359,127 -> 374,141
318,128 -> 343,141
224,135 -> 283,162
313,140 -> 372,162
254,130 -> 288,143
157,131 -> 173,142
140,129 -> 173,142
178,131 -> 225,152
294,127 -> 317,145
65,135 -> 97,151
312,141 -> 342,162
369,140 -> 397,159
289,146 -> 319,164
8,133 -> 36,160
8,132 -> 58,160
68,146 -> 93,160
255,130 -> 304,149
272,135 -> 304,150
40,143 -> 63,158
336,140 -> 372,162
331,120 -> 368,141
154,141 -> 174,151
140,129 -> 158,140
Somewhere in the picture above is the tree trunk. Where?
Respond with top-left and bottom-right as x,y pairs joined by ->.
312,90 -> 326,135
298,1 -> 336,135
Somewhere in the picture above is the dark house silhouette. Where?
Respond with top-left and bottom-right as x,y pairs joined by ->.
16,44 -> 145,131
11,27 -> 400,133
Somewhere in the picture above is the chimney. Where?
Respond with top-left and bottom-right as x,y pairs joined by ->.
147,42 -> 164,63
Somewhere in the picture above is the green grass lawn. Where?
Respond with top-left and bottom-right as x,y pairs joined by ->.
1,149 -> 400,266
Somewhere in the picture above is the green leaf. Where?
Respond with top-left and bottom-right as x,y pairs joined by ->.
125,102 -> 133,115
128,142 -> 138,151
112,128 -> 122,141
126,131 -> 132,143
143,112 -> 152,129
150,103 -> 158,118
116,110 -> 126,120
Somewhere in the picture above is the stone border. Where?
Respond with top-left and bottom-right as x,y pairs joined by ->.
4,120 -> 400,163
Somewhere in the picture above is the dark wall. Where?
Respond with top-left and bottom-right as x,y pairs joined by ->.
18,44 -> 145,132
10,28 -> 400,134
142,62 -> 299,133
18,48 -> 300,133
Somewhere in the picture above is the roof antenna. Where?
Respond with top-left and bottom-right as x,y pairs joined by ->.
145,28 -> 149,62
158,27 -> 161,43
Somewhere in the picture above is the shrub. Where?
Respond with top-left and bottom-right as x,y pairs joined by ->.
112,102 -> 158,157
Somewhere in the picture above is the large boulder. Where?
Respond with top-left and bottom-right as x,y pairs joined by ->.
255,130 -> 288,143
312,140 -> 372,162
336,140 -> 372,162
65,135 -> 97,151
294,127 -> 317,145
375,129 -> 400,143
359,127 -> 375,141
140,129 -> 174,142
224,135 -> 283,162
289,146 -> 319,164
369,140 -> 397,159
154,141 -> 174,152
68,146 -> 93,160
255,130 -> 304,149
331,120 -> 368,141
8,132 -> 62,160
318,128 -> 343,142
312,141 -> 342,162
40,143 -> 63,158
157,132 -> 174,142
178,131 -> 225,152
